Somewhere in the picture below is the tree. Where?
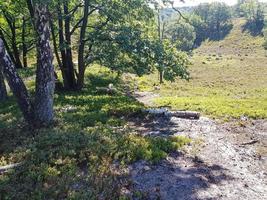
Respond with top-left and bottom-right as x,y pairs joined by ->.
189,14 -> 207,46
0,0 -> 55,126
0,0 -> 34,68
240,0 -> 264,35
166,18 -> 196,51
33,2 -> 55,124
193,2 -> 232,40
0,38 -> 34,122
0,65 -> 7,102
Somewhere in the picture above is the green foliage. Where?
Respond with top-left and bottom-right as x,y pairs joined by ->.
193,2 -> 233,41
157,40 -> 190,82
239,0 -> 264,35
166,18 -> 196,51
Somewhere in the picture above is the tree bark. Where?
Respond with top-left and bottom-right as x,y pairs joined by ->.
63,3 -> 76,89
50,20 -> 62,70
0,38 -> 34,122
0,70 -> 7,102
34,4 -> 55,125
0,30 -> 16,65
77,0 -> 90,89
22,16 -> 28,68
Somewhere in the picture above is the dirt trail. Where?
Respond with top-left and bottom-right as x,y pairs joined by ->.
127,92 -> 267,200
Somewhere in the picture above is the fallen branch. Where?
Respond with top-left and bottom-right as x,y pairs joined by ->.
170,111 -> 200,120
144,108 -> 200,120
240,140 -> 259,146
0,163 -> 22,173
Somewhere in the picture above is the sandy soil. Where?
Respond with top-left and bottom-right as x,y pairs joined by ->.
123,92 -> 267,200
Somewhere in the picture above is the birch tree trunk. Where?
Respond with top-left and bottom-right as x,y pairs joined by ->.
0,38 -> 34,122
34,4 -> 55,125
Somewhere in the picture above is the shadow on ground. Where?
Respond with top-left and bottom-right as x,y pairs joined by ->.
129,152 -> 233,200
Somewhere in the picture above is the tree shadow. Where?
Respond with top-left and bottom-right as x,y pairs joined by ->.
130,152 -> 234,200
208,24 -> 233,41
128,114 -> 234,199
193,24 -> 233,47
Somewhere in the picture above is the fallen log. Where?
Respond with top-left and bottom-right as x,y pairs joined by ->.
170,111 -> 200,119
144,108 -> 200,119
0,163 -> 22,173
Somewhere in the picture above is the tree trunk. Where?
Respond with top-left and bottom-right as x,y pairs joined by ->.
22,16 -> 28,68
2,12 -> 23,69
0,38 -> 34,122
63,3 -> 76,89
34,4 -> 55,125
57,4 -> 69,89
0,30 -> 16,65
157,9 -> 164,85
77,0 -> 90,89
56,3 -> 77,90
159,70 -> 164,84
50,20 -> 62,70
0,70 -> 7,102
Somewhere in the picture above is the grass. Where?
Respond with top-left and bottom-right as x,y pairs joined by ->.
135,18 -> 267,120
0,65 -> 190,199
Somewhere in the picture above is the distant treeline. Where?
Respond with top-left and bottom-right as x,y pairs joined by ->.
163,0 -> 265,51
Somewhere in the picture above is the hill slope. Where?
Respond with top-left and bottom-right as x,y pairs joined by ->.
138,18 -> 267,119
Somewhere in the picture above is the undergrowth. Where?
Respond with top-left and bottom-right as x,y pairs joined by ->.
0,65 -> 190,199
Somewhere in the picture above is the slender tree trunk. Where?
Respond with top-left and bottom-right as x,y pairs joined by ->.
22,16 -> 28,68
77,0 -> 90,89
10,22 -> 23,69
57,4 -> 69,89
157,9 -> 164,84
0,70 -> 7,102
0,38 -> 34,122
34,4 -> 55,125
2,12 -> 23,69
159,70 -> 163,84
0,30 -> 16,65
50,20 -> 62,70
63,3 -> 76,89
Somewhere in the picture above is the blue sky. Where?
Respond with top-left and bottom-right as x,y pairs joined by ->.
173,0 -> 267,7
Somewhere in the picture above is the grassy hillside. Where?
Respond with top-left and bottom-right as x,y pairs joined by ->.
137,18 -> 267,120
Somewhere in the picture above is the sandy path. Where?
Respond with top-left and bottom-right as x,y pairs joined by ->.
127,92 -> 267,200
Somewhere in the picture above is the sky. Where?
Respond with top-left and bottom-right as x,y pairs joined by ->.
173,0 -> 267,7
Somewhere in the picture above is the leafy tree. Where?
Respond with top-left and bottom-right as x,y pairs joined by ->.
194,2 -> 232,40
0,0 -> 34,68
166,18 -> 196,51
153,39 -> 189,82
189,14 -> 207,46
240,0 -> 264,35
46,0 -> 189,88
